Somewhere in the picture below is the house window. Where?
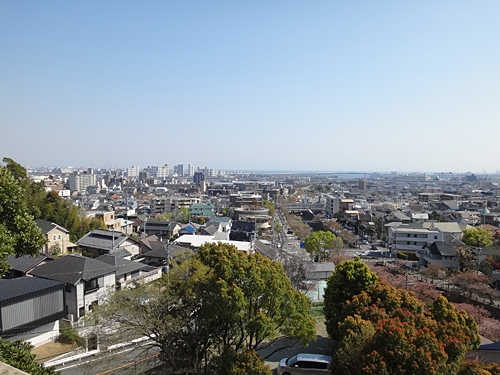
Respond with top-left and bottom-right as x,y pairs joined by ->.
58,234 -> 62,240
84,279 -> 99,293
79,306 -> 85,317
89,301 -> 98,311
66,284 -> 71,293
434,236 -> 438,239
52,235 -> 57,241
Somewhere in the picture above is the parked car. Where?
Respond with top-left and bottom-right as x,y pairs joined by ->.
277,353 -> 332,375
371,245 -> 378,250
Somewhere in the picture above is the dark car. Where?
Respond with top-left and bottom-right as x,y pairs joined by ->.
371,245 -> 378,250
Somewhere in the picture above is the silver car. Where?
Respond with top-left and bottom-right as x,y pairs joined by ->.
277,353 -> 332,375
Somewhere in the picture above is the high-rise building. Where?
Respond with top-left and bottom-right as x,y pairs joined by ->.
358,179 -> 367,190
188,164 -> 194,176
139,171 -> 150,182
126,166 -> 140,178
145,164 -> 169,179
69,169 -> 97,193
193,172 -> 206,185
174,164 -> 184,176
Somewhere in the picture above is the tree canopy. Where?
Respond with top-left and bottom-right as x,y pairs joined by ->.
462,228 -> 494,248
323,257 -> 378,339
0,339 -> 57,375
2,158 -> 105,243
0,165 -> 46,276
304,230 -> 342,261
333,282 -> 480,375
324,257 -> 483,375
89,243 -> 315,374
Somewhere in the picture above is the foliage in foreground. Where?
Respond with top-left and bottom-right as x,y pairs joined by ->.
89,243 -> 315,374
213,348 -> 272,375
324,258 -> 483,375
323,257 -> 378,339
0,165 -> 47,276
0,338 -> 56,375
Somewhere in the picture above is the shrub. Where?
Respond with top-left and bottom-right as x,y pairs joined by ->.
397,251 -> 408,260
56,325 -> 84,346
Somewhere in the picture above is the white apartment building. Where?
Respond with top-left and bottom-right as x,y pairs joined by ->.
151,196 -> 201,213
126,166 -> 140,178
146,164 -> 169,179
187,164 -> 194,176
68,169 -> 97,193
174,164 -> 184,176
388,226 -> 443,252
325,195 -> 340,216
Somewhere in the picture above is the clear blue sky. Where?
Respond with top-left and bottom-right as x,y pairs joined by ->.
1,1 -> 499,173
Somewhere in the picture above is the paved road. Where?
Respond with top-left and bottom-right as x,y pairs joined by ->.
56,342 -> 160,375
259,320 -> 334,373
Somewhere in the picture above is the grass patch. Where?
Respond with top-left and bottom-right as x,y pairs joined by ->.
309,306 -> 324,318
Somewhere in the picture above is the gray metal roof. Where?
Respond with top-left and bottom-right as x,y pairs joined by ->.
30,254 -> 118,284
0,277 -> 64,302
76,229 -> 129,251
7,254 -> 51,273
96,255 -> 146,277
254,240 -> 277,260
144,244 -> 190,260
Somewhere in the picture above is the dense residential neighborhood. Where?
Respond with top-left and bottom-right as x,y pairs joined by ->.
2,160 -> 500,374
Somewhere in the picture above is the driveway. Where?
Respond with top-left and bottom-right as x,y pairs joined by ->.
258,319 -> 334,372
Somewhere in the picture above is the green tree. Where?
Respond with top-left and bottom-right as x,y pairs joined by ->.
274,219 -> 282,233
89,244 -> 315,374
462,228 -> 494,248
323,257 -> 378,339
197,243 -> 316,353
429,211 -> 441,222
2,157 -> 27,180
304,230 -> 342,261
0,339 -> 56,375
0,166 -> 47,276
214,348 -> 272,375
364,225 -> 376,238
174,206 -> 191,224
262,201 -> 275,216
89,254 -> 212,374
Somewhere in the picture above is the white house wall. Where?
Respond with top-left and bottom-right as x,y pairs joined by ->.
6,320 -> 59,348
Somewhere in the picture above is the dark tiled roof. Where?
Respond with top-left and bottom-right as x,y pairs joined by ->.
232,221 -> 256,232
201,226 -> 218,236
0,277 -> 64,302
141,235 -> 160,250
109,248 -> 132,258
35,219 -> 55,234
96,255 -> 146,277
76,229 -> 129,251
35,219 -> 68,234
30,254 -> 118,284
428,234 -> 466,257
254,240 -> 277,260
7,254 -> 51,273
145,244 -> 190,260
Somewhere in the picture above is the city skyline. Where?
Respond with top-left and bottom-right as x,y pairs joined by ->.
2,1 -> 500,172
